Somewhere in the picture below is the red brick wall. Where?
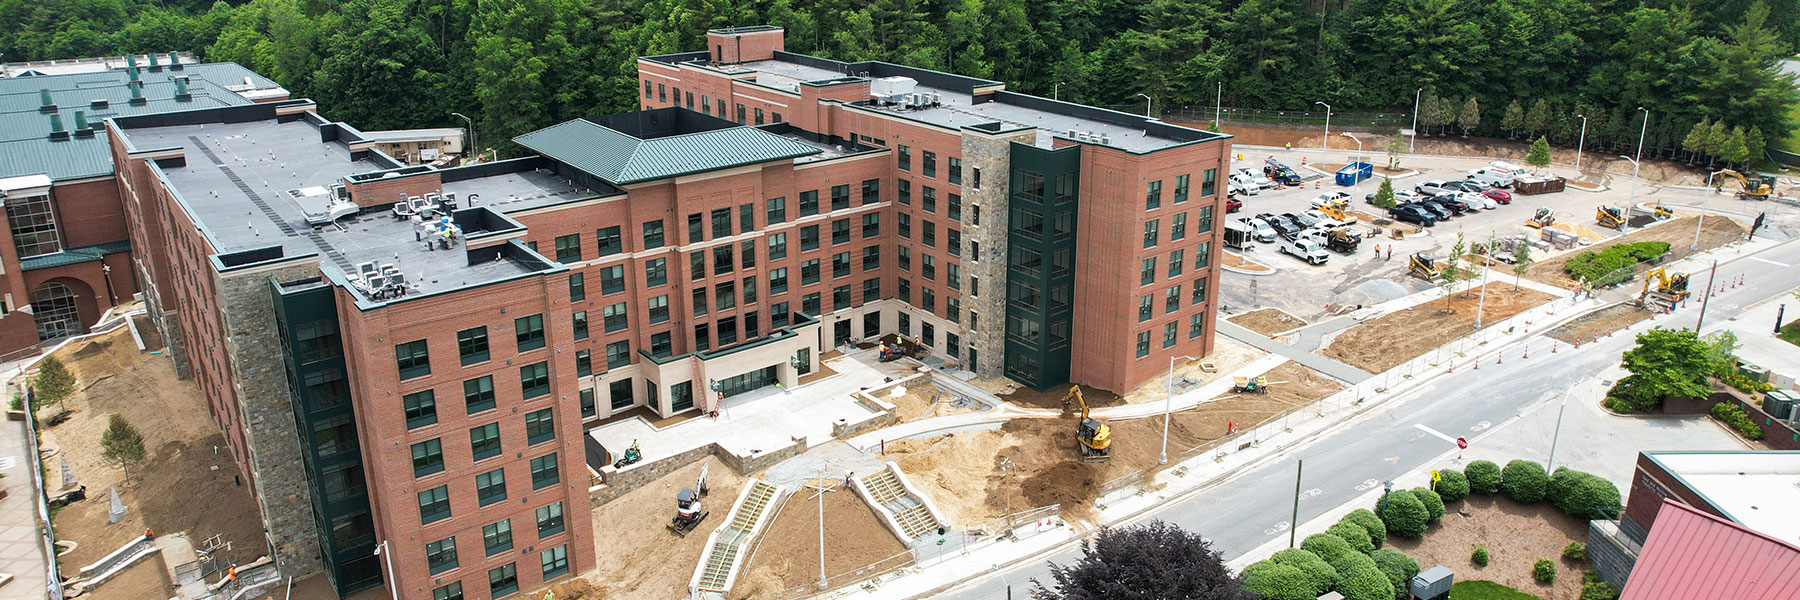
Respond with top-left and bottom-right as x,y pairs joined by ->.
52,178 -> 130,247
708,29 -> 785,64
345,172 -> 443,208
1622,453 -> 1725,538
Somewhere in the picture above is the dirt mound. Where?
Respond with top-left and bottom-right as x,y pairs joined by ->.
1321,283 -> 1555,373
732,483 -> 910,598
887,431 -> 1020,527
1544,303 -> 1654,345
588,456 -> 747,599
1230,308 -> 1309,337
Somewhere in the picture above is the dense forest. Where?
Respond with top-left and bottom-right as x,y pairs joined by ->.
4,0 -> 1796,160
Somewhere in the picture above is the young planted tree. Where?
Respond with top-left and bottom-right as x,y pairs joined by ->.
1511,241 -> 1534,290
1722,126 -> 1750,167
1746,126 -> 1767,162
1683,118 -> 1714,163
31,355 -> 76,413
1438,233 -> 1466,310
1371,177 -> 1397,208
1525,136 -> 1552,171
1524,98 -> 1551,137
1386,130 -> 1406,169
100,413 -> 148,483
1457,97 -> 1481,136
1501,100 -> 1525,138
1032,520 -> 1252,600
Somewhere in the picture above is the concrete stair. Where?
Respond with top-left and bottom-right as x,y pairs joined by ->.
852,463 -> 945,546
692,480 -> 782,595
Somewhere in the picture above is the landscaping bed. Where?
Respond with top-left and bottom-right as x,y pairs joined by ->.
731,482 -> 910,599
885,382 -> 982,423
1229,307 -> 1309,337
1525,216 -> 1746,288
1389,496 -> 1588,599
1224,250 -> 1273,272
1544,303 -> 1654,345
586,456 -> 748,599
1320,283 -> 1556,373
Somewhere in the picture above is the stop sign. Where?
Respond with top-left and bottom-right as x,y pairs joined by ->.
1456,437 -> 1468,450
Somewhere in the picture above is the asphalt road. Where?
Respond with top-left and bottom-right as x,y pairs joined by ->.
933,237 -> 1800,599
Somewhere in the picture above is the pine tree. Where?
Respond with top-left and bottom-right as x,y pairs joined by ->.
1457,97 -> 1481,135
101,414 -> 147,483
1372,177 -> 1397,208
1722,126 -> 1750,166
1683,118 -> 1712,162
1524,98 -> 1551,136
1501,100 -> 1524,138
1511,242 -> 1533,291
1745,126 -> 1767,162
1706,120 -> 1730,166
31,355 -> 76,412
1526,136 -> 1552,170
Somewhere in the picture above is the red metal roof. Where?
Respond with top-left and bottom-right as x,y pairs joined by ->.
1621,500 -> 1800,600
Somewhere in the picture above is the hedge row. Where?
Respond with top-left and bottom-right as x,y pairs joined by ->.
1244,510 -> 1409,600
1562,241 -> 1670,283
1710,402 -> 1765,440
1463,459 -> 1622,519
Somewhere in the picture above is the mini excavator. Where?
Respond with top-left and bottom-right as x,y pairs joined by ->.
1059,386 -> 1111,463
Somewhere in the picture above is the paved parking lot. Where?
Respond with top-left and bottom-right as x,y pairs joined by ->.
1217,148 -> 1777,321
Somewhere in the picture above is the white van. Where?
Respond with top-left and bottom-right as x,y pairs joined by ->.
1488,161 -> 1529,178
1467,168 -> 1516,188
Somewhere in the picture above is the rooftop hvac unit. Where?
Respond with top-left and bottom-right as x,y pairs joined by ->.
871,76 -> 917,98
1067,129 -> 1079,139
1099,134 -> 1111,145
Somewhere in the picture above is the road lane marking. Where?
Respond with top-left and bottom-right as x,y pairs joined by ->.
1471,420 -> 1490,432
1750,257 -> 1791,268
1413,423 -> 1458,444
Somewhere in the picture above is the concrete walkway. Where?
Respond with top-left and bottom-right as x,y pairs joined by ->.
1216,320 -> 1373,384
0,408 -> 48,600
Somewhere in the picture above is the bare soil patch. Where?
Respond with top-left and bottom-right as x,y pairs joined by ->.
1389,495 -> 1588,600
95,557 -> 175,600
884,382 -> 982,423
1321,283 -> 1555,373
1526,216 -> 1747,289
585,456 -> 747,599
1117,338 -> 1266,405
798,361 -> 840,385
1224,250 -> 1272,272
41,329 -> 265,570
1230,308 -> 1309,337
731,483 -> 910,599
1350,211 -> 1420,235
999,383 -> 1122,410
1545,304 -> 1656,345
891,362 -> 1339,526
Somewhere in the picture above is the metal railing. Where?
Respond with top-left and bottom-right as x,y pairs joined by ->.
771,550 -> 915,600
1102,104 -> 1414,128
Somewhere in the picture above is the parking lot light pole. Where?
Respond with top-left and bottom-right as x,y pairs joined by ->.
1341,133 -> 1362,180
1161,354 -> 1198,465
1619,155 -> 1639,234
1316,101 -> 1333,151
1410,88 -> 1422,153
1054,82 -> 1065,101
450,112 -> 476,162
1137,93 -> 1152,117
1574,114 -> 1588,172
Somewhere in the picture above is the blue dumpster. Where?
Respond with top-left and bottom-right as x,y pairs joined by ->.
1335,162 -> 1373,186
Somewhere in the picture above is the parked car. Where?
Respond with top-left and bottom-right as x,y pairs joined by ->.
1287,211 -> 1322,228
1258,213 -> 1303,236
1424,197 -> 1468,215
1238,217 -> 1277,242
1366,190 -> 1425,204
1415,180 -> 1460,196
1229,175 -> 1261,195
1467,168 -> 1517,188
1408,200 -> 1454,220
1482,188 -> 1512,204
1226,197 -> 1243,213
1448,180 -> 1489,193
1456,191 -> 1497,210
1436,195 -> 1476,213
1236,168 -> 1275,189
1311,191 -> 1352,208
1389,205 -> 1438,227
1276,234 -> 1330,264
1302,209 -> 1344,228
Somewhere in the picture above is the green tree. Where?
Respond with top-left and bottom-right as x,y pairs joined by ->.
1524,98 -> 1552,135
1684,117 -> 1715,161
1032,520 -> 1251,600
1267,548 -> 1337,596
1721,126 -> 1751,165
1526,136 -> 1553,170
1706,119 -> 1731,166
1334,555 -> 1395,600
1466,460 -> 1503,495
1328,521 -> 1376,554
1372,177 -> 1397,208
1502,459 -> 1550,503
1239,562 -> 1315,600
1501,100 -> 1525,137
1379,489 -> 1429,538
101,413 -> 147,483
1457,96 -> 1481,135
1385,131 -> 1406,169
1341,509 -> 1386,549
1438,232 -> 1466,310
1512,241 -> 1534,291
1745,126 -> 1767,160
1301,532 -> 1356,567
31,355 -> 76,412
1606,328 -> 1716,412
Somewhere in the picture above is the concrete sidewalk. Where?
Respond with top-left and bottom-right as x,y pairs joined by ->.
0,407 -> 48,600
1217,320 -> 1372,383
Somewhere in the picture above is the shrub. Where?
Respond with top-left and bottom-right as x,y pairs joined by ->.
1710,402 -> 1765,440
1341,509 -> 1387,549
1717,371 -> 1774,394
1563,542 -> 1586,561
1534,558 -> 1557,583
1550,471 -> 1622,520
1434,469 -> 1470,502
1379,489 -> 1430,538
1472,546 -> 1490,567
1268,548 -> 1338,596
1580,569 -> 1620,600
1301,532 -> 1355,567
1328,521 -> 1376,554
1369,548 -> 1419,600
1411,487 -> 1445,522
1562,242 -> 1670,284
1241,562 -> 1316,600
1334,558 -> 1396,600
1502,460 -> 1550,503
1465,460 -> 1502,495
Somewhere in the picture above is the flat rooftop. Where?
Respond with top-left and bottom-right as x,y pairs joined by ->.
1650,451 -> 1800,545
121,118 -> 545,297
720,57 -> 1223,153
438,167 -> 600,213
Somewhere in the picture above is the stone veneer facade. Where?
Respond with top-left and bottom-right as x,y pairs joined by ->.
960,127 -> 1035,380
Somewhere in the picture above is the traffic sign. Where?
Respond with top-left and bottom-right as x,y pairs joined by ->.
1456,437 -> 1468,450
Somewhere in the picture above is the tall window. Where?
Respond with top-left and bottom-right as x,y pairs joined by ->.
6,195 -> 60,258
395,340 -> 430,379
553,233 -> 581,262
1201,168 -> 1218,197
642,219 -> 664,249
404,391 -> 437,429
766,197 -> 786,224
519,362 -> 550,399
515,314 -> 545,351
470,422 -> 503,461
1146,180 -> 1162,210
1174,174 -> 1190,203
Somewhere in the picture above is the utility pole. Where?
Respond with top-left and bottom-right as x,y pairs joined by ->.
1475,235 -> 1492,328
1162,355 -> 1195,464
1289,460 -> 1303,548
1695,260 -> 1719,332
1546,392 -> 1569,470
1574,114 -> 1588,173
1410,88 -> 1422,153
1777,304 -> 1786,334
1215,81 -> 1223,130
1316,102 -> 1333,151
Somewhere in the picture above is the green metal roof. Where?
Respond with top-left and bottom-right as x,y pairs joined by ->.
513,119 -> 821,185
18,239 -> 129,271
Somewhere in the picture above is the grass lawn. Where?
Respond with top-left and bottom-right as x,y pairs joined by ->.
1779,320 -> 1800,348
1779,102 -> 1800,152
1449,580 -> 1542,600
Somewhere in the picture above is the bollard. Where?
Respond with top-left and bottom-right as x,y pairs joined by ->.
1551,342 -> 1558,353
1497,354 -> 1503,364
1523,347 -> 1529,359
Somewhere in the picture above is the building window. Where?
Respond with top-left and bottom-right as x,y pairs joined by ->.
600,265 -> 625,294
464,375 -> 495,414
395,340 -> 430,379
1146,180 -> 1162,210
572,311 -> 589,340
1141,258 -> 1155,285
862,246 -> 880,270
770,268 -> 789,294
6,195 -> 61,258
768,232 -> 787,260
607,340 -> 631,369
1136,331 -> 1151,358
1190,313 -> 1206,339
483,519 -> 513,556
711,208 -> 732,239
418,485 -> 451,524
923,222 -> 936,247
470,422 -> 502,461
948,263 -> 961,290
1169,249 -> 1185,277
715,281 -> 736,310
426,536 -> 458,574
754,107 -> 764,125
525,407 -> 555,445
949,157 -> 962,184
801,226 -> 819,251
1019,171 -> 1045,201
542,545 -> 570,580
554,233 -> 581,262
580,388 -> 596,418
1164,322 -> 1178,348
897,278 -> 911,303
645,257 -> 667,287
694,323 -> 710,351
1143,220 -> 1159,248
690,251 -> 706,282
898,179 -> 911,205
648,295 -> 670,323
862,213 -> 880,238
923,151 -> 937,178
519,361 -> 550,399
1196,241 -> 1212,270
1175,174 -> 1190,203
1139,295 -> 1153,322
766,197 -> 787,225
923,186 -> 937,213
411,438 -> 444,477
1166,286 -> 1181,314
537,501 -> 565,536
433,582 -> 463,600
832,219 -> 850,244
404,390 -> 437,429
488,563 -> 518,598
1201,168 -> 1218,197
643,220 -> 664,249
898,246 -> 912,271
1197,206 -> 1214,233
863,278 -> 881,302
832,252 -> 851,278
948,194 -> 962,221
972,167 -> 982,188
898,214 -> 911,239
1012,209 -> 1043,237
476,468 -> 507,506
644,80 -> 653,98
567,273 -> 586,302
531,453 -> 560,489
898,145 -> 911,171
515,314 -> 545,351
687,213 -> 705,243
576,349 -> 592,377
801,259 -> 820,285
833,285 -> 852,310
1172,212 -> 1187,241
736,103 -> 746,123
602,302 -> 628,332
771,303 -> 790,328
922,255 -> 935,280
831,184 -> 851,211
861,179 -> 880,205
650,332 -> 671,358
1193,275 -> 1209,305
947,229 -> 962,257
801,292 -> 820,316
799,190 -> 819,216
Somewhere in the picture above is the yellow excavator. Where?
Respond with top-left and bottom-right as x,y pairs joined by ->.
1409,253 -> 1440,280
1716,170 -> 1773,200
1596,206 -> 1627,230
1637,268 -> 1691,310
1059,386 -> 1111,463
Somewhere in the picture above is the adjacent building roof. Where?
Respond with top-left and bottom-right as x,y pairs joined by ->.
1643,450 -> 1800,544
361,127 -> 465,143
513,118 -> 821,185
1621,500 -> 1800,600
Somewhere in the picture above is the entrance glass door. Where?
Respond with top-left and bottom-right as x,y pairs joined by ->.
795,348 -> 812,376
717,366 -> 778,398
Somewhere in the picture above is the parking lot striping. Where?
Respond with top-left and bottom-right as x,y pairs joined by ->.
1749,256 -> 1790,268
1412,423 -> 1458,444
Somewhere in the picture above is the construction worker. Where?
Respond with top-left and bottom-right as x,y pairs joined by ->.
845,470 -> 854,487
1386,246 -> 1393,261
1372,243 -> 1380,258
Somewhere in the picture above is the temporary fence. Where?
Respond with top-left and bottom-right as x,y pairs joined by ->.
772,549 -> 916,600
1101,104 -> 1414,128
1094,470 -> 1148,508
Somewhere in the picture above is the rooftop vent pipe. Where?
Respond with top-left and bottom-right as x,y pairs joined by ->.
39,88 -> 55,113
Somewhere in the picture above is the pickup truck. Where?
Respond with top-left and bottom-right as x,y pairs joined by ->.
1301,226 -> 1361,254
1276,232 -> 1330,264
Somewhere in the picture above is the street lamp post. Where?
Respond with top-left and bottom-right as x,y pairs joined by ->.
1546,392 -> 1570,471
1161,354 -> 1198,464
450,112 -> 476,163
1054,82 -> 1065,101
1215,81 -> 1223,130
1574,114 -> 1588,173
1410,88 -> 1422,153
1137,93 -> 1153,117
1619,155 -> 1640,233
1316,101 -> 1333,151
1341,132 -> 1362,181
